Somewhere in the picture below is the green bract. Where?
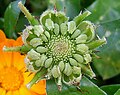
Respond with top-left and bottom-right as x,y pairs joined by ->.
3,2 -> 106,91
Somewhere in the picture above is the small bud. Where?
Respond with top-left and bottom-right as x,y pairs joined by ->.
63,63 -> 72,76
45,19 -> 54,30
36,46 -> 48,53
73,10 -> 91,26
76,44 -> 89,54
35,60 -> 41,67
78,63 -> 96,78
73,54 -> 83,63
73,66 -> 81,75
71,29 -> 81,39
74,74 -> 82,84
78,21 -> 91,32
30,38 -> 42,47
27,49 -> 40,60
84,24 -> 95,42
60,23 -> 67,35
84,54 -> 92,64
24,56 -> 30,65
22,26 -> 33,45
68,21 -> 76,34
75,34 -> 87,44
58,61 -> 65,71
44,58 -> 53,68
51,65 -> 61,78
44,31 -> 50,39
35,54 -> 47,67
54,23 -> 59,35
40,34 -> 48,42
69,58 -> 78,66
33,25 -> 44,37
26,63 -> 37,72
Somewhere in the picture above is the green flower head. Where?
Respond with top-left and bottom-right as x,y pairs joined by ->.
4,1 -> 106,91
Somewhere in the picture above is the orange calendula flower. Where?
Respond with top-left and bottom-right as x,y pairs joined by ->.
0,30 -> 46,95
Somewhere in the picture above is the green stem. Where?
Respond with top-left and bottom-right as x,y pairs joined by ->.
18,1 -> 39,25
3,46 -> 21,52
3,45 -> 32,54
26,68 -> 47,89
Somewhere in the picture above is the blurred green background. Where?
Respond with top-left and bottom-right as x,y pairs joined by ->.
0,0 -> 120,95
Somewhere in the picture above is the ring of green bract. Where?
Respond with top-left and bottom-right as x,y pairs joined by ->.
21,10 -> 106,90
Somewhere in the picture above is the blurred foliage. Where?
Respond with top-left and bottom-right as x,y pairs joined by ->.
87,0 -> 120,80
0,0 -> 120,95
47,76 -> 107,95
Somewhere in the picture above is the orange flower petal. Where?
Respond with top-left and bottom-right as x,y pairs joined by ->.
0,87 -> 6,95
29,91 -> 39,95
13,90 -> 20,95
23,72 -> 35,85
6,91 -> 13,95
19,86 -> 32,95
0,30 -> 6,43
16,36 -> 23,46
13,52 -> 25,71
31,80 -> 46,95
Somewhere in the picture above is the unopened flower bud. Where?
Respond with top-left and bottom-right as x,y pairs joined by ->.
35,54 -> 47,67
45,19 -> 54,30
22,26 -> 33,45
68,21 -> 76,34
58,61 -> 65,71
69,58 -> 78,66
75,34 -> 87,44
73,10 -> 91,26
36,46 -> 48,53
44,58 -> 53,68
73,54 -> 83,63
60,23 -> 67,35
76,44 -> 89,54
27,49 -> 40,60
78,21 -> 92,32
84,54 -> 92,64
73,66 -> 81,75
40,34 -> 48,42
74,74 -> 82,84
44,31 -> 50,40
51,65 -> 61,78
33,25 -> 44,37
27,63 -> 36,72
63,63 -> 72,76
54,23 -> 59,35
71,29 -> 81,39
30,38 -> 42,47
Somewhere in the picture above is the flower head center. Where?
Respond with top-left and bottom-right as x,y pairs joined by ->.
53,41 -> 68,56
0,67 -> 24,91
47,36 -> 73,62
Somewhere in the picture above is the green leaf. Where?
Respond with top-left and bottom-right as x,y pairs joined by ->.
114,89 -> 120,95
0,18 -> 4,30
87,0 -> 120,23
87,0 -> 120,79
93,19 -> 120,79
4,0 -> 26,38
100,84 -> 120,95
46,76 -> 107,95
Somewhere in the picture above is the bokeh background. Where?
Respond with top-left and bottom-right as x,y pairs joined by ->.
0,0 -> 120,95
